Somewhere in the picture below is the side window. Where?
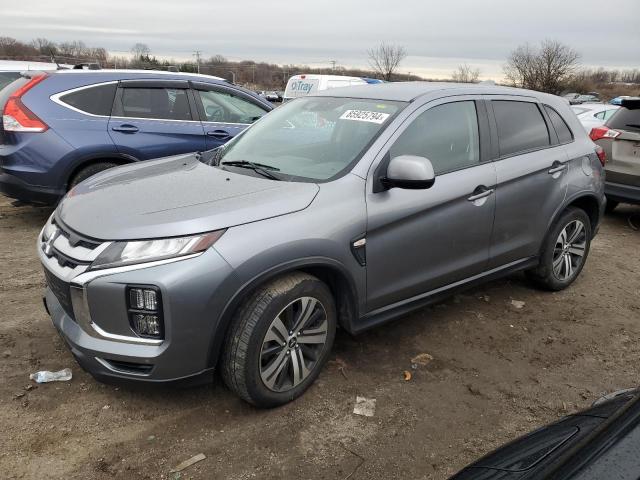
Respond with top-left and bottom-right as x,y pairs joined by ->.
544,105 -> 574,144
196,90 -> 266,124
120,88 -> 192,120
493,101 -> 550,156
389,101 -> 480,175
59,83 -> 117,116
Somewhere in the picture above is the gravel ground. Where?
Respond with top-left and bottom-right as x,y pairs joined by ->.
1,196 -> 639,480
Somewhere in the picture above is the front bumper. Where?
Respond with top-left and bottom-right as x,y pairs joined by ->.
40,227 -> 240,383
605,181 -> 640,205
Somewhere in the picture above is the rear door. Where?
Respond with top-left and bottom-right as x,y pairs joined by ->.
191,82 -> 270,150
487,97 -> 570,268
108,80 -> 205,160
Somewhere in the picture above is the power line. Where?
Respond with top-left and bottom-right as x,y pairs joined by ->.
192,50 -> 202,73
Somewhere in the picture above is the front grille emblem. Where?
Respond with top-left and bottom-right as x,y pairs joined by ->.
43,227 -> 59,257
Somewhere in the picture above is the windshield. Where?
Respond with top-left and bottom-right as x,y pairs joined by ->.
217,96 -> 406,181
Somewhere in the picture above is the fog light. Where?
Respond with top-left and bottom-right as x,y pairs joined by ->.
131,314 -> 161,336
129,288 -> 157,311
126,286 -> 163,339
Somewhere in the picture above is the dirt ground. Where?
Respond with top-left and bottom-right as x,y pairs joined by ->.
1,196 -> 639,480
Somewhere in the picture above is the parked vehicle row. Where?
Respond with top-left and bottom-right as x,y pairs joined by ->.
257,90 -> 283,102
563,91 -> 601,105
37,82 -> 604,407
0,70 -> 272,204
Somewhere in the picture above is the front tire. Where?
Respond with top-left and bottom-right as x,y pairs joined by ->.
526,207 -> 592,291
68,162 -> 118,190
221,272 -> 336,408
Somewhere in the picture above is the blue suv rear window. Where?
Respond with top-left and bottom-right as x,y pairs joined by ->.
60,83 -> 117,116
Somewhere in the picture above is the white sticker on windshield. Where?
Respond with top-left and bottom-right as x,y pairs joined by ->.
340,110 -> 390,124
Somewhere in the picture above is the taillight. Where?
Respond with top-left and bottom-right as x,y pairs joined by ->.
2,74 -> 48,133
589,125 -> 621,142
595,145 -> 606,166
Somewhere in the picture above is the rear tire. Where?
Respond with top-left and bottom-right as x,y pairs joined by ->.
68,162 -> 118,189
605,197 -> 619,214
221,272 -> 336,408
526,207 -> 592,291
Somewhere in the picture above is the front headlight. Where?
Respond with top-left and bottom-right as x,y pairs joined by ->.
90,230 -> 225,271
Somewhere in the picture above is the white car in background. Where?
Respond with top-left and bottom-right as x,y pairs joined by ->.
284,74 -> 367,101
571,103 -> 620,133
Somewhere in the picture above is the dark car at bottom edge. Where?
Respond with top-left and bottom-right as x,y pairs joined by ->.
451,388 -> 640,479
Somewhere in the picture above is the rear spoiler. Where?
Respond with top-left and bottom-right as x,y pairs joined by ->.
621,98 -> 640,109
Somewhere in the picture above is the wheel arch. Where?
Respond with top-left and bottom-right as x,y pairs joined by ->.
207,257 -> 360,369
563,193 -> 602,237
536,192 -> 602,262
65,152 -> 138,190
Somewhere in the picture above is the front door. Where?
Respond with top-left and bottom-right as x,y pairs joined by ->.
365,99 -> 497,312
108,80 -> 205,160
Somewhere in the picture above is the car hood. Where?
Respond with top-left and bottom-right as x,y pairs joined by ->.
57,153 -> 319,240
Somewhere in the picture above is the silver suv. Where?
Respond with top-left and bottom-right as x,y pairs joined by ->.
589,97 -> 640,211
39,83 -> 605,407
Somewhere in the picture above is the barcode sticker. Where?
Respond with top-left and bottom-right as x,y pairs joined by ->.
340,110 -> 390,124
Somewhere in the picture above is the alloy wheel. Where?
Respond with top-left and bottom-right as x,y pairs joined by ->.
259,296 -> 328,392
552,220 -> 587,281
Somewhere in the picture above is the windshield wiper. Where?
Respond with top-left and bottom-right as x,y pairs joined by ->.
220,160 -> 281,180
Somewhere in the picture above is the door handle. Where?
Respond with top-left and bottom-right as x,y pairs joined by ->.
206,130 -> 231,140
111,124 -> 139,133
467,185 -> 494,202
548,161 -> 567,174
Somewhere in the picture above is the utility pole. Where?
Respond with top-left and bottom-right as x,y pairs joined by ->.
329,60 -> 336,71
192,50 -> 202,74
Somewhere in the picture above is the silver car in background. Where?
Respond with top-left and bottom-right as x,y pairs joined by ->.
39,83 -> 605,407
572,103 -> 620,133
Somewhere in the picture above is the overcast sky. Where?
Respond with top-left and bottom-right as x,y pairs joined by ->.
1,0 -> 639,79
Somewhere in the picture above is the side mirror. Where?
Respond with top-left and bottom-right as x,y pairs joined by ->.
382,155 -> 435,190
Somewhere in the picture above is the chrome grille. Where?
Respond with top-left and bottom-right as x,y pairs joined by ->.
39,215 -> 111,284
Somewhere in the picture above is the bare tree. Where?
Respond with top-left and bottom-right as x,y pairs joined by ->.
504,40 -> 580,94
367,43 -> 407,81
452,63 -> 480,83
209,54 -> 227,65
130,43 -> 151,59
31,38 -> 57,55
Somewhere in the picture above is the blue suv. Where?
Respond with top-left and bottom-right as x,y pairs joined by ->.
0,70 -> 273,204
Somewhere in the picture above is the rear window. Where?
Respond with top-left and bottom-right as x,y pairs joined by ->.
608,105 -> 640,133
544,105 -> 573,144
119,87 -> 192,121
493,100 -> 550,157
59,83 -> 117,116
